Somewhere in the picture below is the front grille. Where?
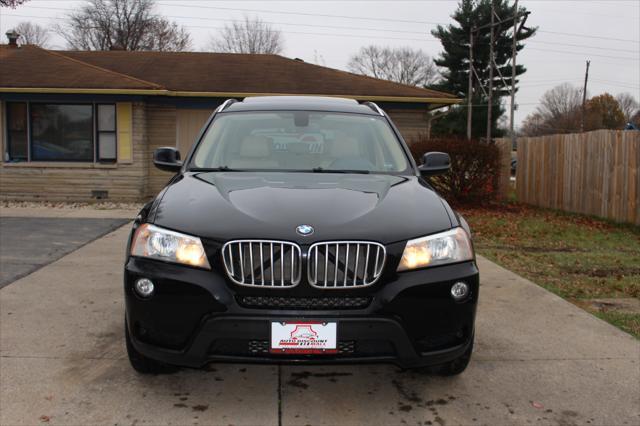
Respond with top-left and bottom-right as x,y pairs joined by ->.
307,241 -> 386,288
237,295 -> 372,310
247,340 -> 357,355
247,339 -> 269,355
222,240 -> 302,288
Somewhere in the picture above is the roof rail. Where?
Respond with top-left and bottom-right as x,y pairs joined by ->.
218,98 -> 238,112
360,101 -> 385,116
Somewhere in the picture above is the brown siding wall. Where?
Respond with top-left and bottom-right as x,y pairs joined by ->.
0,101 -> 148,202
176,108 -> 213,155
386,109 -> 429,143
145,103 -> 178,197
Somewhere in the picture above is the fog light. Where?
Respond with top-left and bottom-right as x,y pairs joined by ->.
134,278 -> 155,297
451,282 -> 469,300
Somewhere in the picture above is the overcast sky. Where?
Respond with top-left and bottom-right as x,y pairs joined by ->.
1,0 -> 638,126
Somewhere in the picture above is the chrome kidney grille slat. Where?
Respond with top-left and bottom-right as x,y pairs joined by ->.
307,241 -> 386,288
222,240 -> 302,287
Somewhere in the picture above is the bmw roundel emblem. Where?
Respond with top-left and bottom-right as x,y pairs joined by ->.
296,224 -> 314,236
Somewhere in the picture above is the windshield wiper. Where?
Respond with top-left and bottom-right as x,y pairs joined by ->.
312,167 -> 370,174
190,166 -> 236,172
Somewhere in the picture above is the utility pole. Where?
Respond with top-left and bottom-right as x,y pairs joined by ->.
580,59 -> 591,132
486,0 -> 495,142
509,0 -> 518,145
466,0 -> 528,142
467,29 -> 474,140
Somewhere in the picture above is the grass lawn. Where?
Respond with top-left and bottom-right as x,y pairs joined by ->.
459,203 -> 640,338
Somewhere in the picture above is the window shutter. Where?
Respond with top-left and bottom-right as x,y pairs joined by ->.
116,103 -> 133,163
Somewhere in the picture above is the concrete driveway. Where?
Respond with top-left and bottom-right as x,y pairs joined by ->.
1,216 -> 638,426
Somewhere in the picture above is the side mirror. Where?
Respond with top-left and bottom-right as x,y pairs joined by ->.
153,147 -> 183,172
418,152 -> 451,176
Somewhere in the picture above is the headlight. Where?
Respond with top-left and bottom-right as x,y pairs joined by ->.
131,224 -> 211,269
397,228 -> 473,272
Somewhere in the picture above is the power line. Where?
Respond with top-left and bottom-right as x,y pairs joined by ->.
536,29 -> 639,44
4,10 -> 640,59
8,5 -> 437,36
590,79 -> 640,90
526,47 -> 638,61
529,7 -> 639,21
519,81 -> 583,87
156,2 -> 446,26
520,55 -> 640,68
1,14 -> 442,44
154,2 -> 640,44
529,40 -> 637,54
515,79 -> 639,90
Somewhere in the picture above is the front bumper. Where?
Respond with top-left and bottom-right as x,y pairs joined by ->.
124,256 -> 479,369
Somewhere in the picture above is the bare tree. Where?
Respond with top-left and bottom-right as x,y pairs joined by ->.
520,112 -> 546,137
615,93 -> 639,123
348,46 -> 439,87
14,21 -> 50,47
208,16 -> 284,54
142,18 -> 191,51
521,83 -> 584,136
58,0 -> 191,51
1,0 -> 29,7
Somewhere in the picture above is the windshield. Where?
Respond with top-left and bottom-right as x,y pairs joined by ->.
190,111 -> 410,173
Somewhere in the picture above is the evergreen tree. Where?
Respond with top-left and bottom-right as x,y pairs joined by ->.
431,0 -> 536,138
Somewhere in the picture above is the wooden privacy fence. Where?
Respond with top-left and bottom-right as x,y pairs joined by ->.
515,130 -> 640,225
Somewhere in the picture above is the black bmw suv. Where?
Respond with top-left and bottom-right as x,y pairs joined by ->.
124,96 -> 479,375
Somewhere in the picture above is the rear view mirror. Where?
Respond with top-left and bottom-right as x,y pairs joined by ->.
153,147 -> 182,172
418,152 -> 451,176
294,111 -> 309,127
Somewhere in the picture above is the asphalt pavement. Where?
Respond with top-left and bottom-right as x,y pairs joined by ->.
0,217 -> 128,288
0,217 -> 638,426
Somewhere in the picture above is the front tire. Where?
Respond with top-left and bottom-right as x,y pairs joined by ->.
435,335 -> 474,376
125,319 -> 178,375
412,335 -> 474,376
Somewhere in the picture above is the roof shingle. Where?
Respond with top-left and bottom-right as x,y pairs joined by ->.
0,45 -> 457,104
0,45 -> 160,90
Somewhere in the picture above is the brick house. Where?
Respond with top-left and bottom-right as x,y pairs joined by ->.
0,42 -> 459,201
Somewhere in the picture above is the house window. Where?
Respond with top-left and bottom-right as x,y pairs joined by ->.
97,104 -> 116,162
31,104 -> 93,161
4,102 -> 117,163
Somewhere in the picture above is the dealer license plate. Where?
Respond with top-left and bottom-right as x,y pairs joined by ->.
270,321 -> 337,354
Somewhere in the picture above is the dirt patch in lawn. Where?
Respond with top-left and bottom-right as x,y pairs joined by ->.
577,298 -> 640,315
561,266 -> 640,278
479,245 -> 588,253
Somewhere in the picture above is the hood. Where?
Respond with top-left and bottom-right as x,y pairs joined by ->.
152,172 -> 453,244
